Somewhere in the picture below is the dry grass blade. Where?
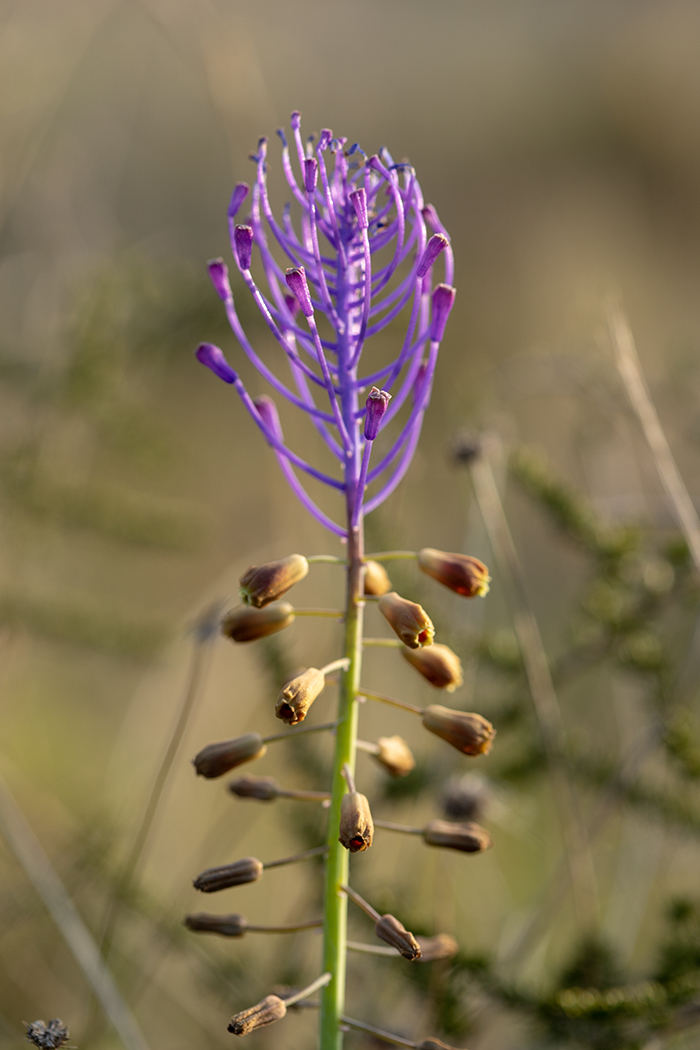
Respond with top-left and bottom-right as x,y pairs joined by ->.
0,771 -> 151,1050
607,298 -> 700,574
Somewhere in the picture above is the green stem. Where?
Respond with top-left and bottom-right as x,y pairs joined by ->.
320,511 -> 364,1050
364,550 -> 418,562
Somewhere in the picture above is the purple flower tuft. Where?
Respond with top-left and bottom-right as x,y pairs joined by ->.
430,284 -> 456,342
208,259 -> 232,302
364,388 -> 391,441
196,343 -> 237,384
285,267 -> 314,317
233,225 -> 253,271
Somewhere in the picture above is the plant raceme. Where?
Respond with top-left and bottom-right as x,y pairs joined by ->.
190,111 -> 495,1050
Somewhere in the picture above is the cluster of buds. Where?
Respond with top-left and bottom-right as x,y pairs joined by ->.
190,112 -> 496,1049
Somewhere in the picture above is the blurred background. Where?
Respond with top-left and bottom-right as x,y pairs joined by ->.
2,1 -> 700,1048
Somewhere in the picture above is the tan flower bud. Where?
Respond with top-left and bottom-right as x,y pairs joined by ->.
363,560 -> 392,596
378,591 -> 434,649
422,706 -> 495,756
184,912 -> 248,937
375,914 -> 422,960
228,775 -> 279,801
338,791 -> 374,852
373,736 -> 416,778
193,857 -> 263,892
275,667 -> 326,725
415,933 -> 459,961
402,643 -> 464,691
239,554 -> 309,608
418,548 -> 491,598
423,819 -> 492,853
193,732 -> 267,778
228,994 -> 287,1036
221,602 -> 295,642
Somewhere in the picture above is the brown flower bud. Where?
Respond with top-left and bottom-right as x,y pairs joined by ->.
338,791 -> 374,852
373,736 -> 416,778
418,548 -> 491,598
422,819 -> 492,853
193,732 -> 267,778
184,912 -> 249,937
363,560 -> 392,596
228,994 -> 287,1036
228,775 -> 279,801
375,914 -> 422,960
193,857 -> 263,892
422,706 -> 495,756
275,667 -> 326,725
221,602 -> 295,642
415,933 -> 459,961
378,591 -> 434,649
402,643 -> 463,692
239,554 -> 309,608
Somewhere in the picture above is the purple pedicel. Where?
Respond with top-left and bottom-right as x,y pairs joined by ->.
234,225 -> 253,271
196,112 -> 455,533
196,343 -> 237,383
208,259 -> 232,302
364,388 -> 391,441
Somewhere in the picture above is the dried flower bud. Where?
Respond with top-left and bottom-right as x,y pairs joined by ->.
228,994 -> 287,1036
418,548 -> 491,598
193,857 -> 263,892
239,554 -> 309,608
373,736 -> 415,778
275,667 -> 326,725
378,591 -> 434,649
24,1021 -> 69,1050
415,933 -> 459,961
228,775 -> 279,801
364,387 -> 391,440
338,791 -> 374,852
221,601 -> 295,642
402,643 -> 463,692
375,914 -> 422,960
193,732 -> 267,778
184,912 -> 249,937
423,819 -> 492,853
363,560 -> 392,596
422,706 -> 495,756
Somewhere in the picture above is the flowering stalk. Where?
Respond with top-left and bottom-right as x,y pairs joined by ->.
192,113 -> 492,1050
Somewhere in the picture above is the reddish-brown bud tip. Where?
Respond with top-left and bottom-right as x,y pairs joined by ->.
338,791 -> 374,852
422,706 -> 495,756
422,819 -> 493,853
228,775 -> 279,801
378,591 -> 435,649
373,736 -> 416,778
184,912 -> 249,937
228,994 -> 287,1036
363,560 -> 392,596
221,602 -> 295,642
193,857 -> 263,892
193,733 -> 267,778
275,668 -> 326,725
375,914 -> 422,960
418,548 -> 491,598
239,554 -> 309,608
402,643 -> 464,692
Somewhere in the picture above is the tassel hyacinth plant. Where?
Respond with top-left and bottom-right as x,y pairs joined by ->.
190,111 -> 494,1050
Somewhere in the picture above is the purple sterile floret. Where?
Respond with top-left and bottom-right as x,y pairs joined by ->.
234,225 -> 253,271
364,387 -> 391,441
196,342 -> 237,383
196,111 -> 454,532
208,259 -> 232,302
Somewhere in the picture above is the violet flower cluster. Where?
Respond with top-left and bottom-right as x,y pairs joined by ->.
196,110 -> 455,533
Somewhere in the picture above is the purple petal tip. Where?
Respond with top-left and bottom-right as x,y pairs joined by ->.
228,183 -> 249,219
234,225 -> 253,271
208,258 -> 232,301
417,234 -> 449,279
430,284 -> 456,342
364,387 -> 392,440
285,267 -> 314,317
196,343 -> 237,384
